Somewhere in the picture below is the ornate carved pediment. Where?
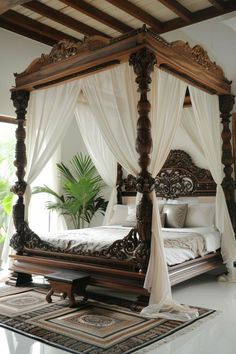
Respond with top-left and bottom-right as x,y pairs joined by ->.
123,150 -> 216,198
42,36 -> 110,64
171,41 -> 227,81
15,36 -> 110,78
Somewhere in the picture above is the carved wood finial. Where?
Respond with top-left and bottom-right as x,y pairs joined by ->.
129,48 -> 156,252
219,94 -> 235,229
10,90 -> 29,234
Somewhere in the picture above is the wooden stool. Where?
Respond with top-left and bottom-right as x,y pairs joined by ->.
45,271 -> 90,307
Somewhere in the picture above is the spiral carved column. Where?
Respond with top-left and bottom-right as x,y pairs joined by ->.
219,94 -> 236,231
129,48 -> 156,271
10,90 -> 29,252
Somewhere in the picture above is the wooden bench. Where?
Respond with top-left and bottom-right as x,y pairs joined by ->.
45,271 -> 90,307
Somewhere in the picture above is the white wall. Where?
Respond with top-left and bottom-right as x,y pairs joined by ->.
162,11 -> 236,107
0,28 -> 50,116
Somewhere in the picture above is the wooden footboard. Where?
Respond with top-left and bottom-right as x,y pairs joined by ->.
8,251 -> 224,296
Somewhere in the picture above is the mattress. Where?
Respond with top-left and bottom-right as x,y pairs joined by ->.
163,227 -> 221,266
39,226 -> 221,265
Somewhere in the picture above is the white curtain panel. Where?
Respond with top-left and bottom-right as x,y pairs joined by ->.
180,107 -> 206,162
144,68 -> 188,302
189,86 -> 236,268
3,81 -> 82,265
82,63 -> 139,176
75,102 -> 117,225
24,81 -> 83,219
83,63 -> 197,320
141,69 -> 199,320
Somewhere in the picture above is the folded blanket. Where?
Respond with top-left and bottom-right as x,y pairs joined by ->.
163,231 -> 207,256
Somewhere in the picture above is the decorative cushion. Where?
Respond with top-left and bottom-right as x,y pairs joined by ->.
109,204 -> 128,225
122,204 -> 136,227
162,204 -> 188,228
184,204 -> 215,227
157,199 -> 166,213
160,213 -> 166,227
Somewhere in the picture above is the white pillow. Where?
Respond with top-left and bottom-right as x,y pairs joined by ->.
184,204 -> 215,228
157,199 -> 166,213
122,204 -> 136,227
109,204 -> 128,225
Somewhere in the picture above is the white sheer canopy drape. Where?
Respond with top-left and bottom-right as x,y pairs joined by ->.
75,102 -> 117,225
189,86 -> 236,268
143,68 -> 187,306
2,81 -> 82,266
24,81 -> 82,219
82,63 -> 197,320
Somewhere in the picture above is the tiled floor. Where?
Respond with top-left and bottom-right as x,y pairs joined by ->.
0,273 -> 235,354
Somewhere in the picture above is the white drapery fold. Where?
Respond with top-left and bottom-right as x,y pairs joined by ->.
141,69 -> 198,320
144,68 -> 188,303
189,86 -> 236,267
24,81 -> 82,219
180,107 -> 206,162
83,63 -> 197,320
82,63 -> 139,177
75,102 -> 117,225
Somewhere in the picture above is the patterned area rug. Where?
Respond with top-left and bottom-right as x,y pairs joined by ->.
0,286 -> 216,354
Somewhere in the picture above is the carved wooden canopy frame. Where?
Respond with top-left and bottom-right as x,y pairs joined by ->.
8,26 -> 235,287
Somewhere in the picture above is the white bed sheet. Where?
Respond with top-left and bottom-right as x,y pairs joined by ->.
39,225 -> 221,265
163,226 -> 221,266
39,226 -> 133,253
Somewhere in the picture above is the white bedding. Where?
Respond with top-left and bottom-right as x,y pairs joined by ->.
39,225 -> 221,265
163,227 -> 221,265
39,226 -> 133,254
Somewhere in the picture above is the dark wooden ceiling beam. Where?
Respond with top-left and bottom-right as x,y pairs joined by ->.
23,1 -> 111,38
105,0 -> 163,32
1,10 -> 78,44
60,0 -> 133,34
0,0 -> 30,14
157,0 -> 192,23
208,0 -> 225,11
0,17 -> 55,45
163,1 -> 236,33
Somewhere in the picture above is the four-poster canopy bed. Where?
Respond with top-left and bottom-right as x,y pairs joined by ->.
7,27 -> 236,305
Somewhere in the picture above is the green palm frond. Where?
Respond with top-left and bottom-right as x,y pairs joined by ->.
34,154 -> 108,229
33,185 -> 64,202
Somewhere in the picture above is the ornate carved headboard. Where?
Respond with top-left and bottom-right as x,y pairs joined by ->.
117,150 -> 216,200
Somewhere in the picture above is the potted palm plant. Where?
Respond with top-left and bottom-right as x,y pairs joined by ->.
33,154 -> 108,229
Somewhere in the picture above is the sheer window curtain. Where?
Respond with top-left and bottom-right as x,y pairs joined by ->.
83,63 -> 197,320
2,81 -> 82,266
75,101 -> 117,225
189,86 -> 236,276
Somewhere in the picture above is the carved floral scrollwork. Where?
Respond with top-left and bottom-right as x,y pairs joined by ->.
11,181 -> 27,197
106,229 -> 139,260
134,242 -> 150,272
171,41 -> 226,80
155,170 -> 196,199
136,175 -> 155,194
124,174 -> 137,192
10,223 -> 143,267
129,48 -> 157,92
41,36 -> 110,64
11,91 -> 30,119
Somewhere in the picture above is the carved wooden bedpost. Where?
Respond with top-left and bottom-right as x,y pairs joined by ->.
7,90 -> 32,285
219,94 -> 236,231
129,48 -> 157,272
116,163 -> 123,204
